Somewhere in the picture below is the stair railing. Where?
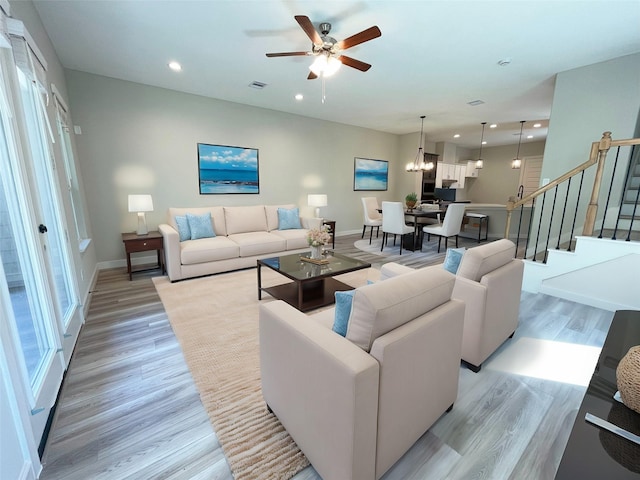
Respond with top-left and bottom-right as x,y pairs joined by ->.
505,131 -> 640,262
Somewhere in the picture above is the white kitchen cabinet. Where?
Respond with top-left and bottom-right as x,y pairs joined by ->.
466,161 -> 480,178
437,163 -> 466,188
451,164 -> 465,188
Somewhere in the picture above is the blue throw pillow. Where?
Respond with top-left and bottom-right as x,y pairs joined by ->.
175,215 -> 191,242
277,207 -> 302,230
332,290 -> 355,337
443,247 -> 465,274
186,212 -> 216,240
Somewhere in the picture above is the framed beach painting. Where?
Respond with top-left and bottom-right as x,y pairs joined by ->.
197,143 -> 259,194
353,157 -> 388,191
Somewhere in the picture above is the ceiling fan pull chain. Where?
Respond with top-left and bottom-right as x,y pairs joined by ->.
322,76 -> 326,104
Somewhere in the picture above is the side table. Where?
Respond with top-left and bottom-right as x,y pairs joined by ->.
121,231 -> 164,280
322,219 -> 336,249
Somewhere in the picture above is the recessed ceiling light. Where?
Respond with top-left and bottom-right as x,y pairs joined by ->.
527,135 -> 534,139
533,123 -> 541,128
295,93 -> 303,101
497,58 -> 511,66
467,100 -> 485,106
168,61 -> 182,72
490,124 -> 497,128
453,134 -> 460,138
482,141 -> 487,145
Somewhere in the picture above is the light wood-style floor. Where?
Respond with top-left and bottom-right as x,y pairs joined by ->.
39,234 -> 613,480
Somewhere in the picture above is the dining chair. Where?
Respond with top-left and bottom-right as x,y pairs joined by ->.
361,197 -> 382,244
422,203 -> 466,252
381,201 -> 414,254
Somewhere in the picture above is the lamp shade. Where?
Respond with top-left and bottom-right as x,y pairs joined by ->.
128,194 -> 154,213
308,194 -> 328,207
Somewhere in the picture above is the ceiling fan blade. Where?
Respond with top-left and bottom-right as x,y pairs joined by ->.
295,15 -> 322,45
307,71 -> 318,80
266,51 -> 309,57
338,26 -> 381,50
338,55 -> 371,72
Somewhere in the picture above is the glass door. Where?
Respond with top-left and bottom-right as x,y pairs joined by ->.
0,88 -> 63,432
16,67 -> 82,366
0,45 -> 65,441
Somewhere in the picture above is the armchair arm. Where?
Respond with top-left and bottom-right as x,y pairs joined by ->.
379,262 -> 414,280
158,223 -> 182,281
452,277 -> 488,367
259,301 -> 379,480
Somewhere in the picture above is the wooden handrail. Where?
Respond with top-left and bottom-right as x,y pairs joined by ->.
504,132 -> 640,238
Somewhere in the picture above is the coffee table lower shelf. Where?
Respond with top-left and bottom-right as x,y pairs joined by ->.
260,277 -> 353,312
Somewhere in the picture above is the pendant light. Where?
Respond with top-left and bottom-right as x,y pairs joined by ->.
406,115 -> 433,172
476,122 -> 486,169
511,121 -> 525,169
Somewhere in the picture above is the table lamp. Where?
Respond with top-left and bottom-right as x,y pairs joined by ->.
128,194 -> 154,235
308,194 -> 327,219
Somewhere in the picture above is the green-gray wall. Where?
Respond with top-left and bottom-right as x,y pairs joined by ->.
65,70 -> 403,263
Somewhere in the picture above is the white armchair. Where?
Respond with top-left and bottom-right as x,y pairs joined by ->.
380,239 -> 524,372
260,267 -> 465,479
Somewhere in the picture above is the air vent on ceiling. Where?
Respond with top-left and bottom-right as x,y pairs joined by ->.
467,100 -> 485,106
249,81 -> 267,89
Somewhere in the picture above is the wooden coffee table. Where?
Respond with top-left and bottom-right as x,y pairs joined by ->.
257,251 -> 370,312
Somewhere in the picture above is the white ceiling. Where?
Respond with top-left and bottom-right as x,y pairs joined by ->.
31,0 -> 640,149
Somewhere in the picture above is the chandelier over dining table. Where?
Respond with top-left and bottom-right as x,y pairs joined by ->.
406,115 -> 434,172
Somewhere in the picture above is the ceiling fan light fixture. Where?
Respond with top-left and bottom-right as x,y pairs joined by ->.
309,55 -> 341,77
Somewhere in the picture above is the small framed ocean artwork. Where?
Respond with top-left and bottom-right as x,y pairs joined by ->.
353,157 -> 388,191
197,143 -> 259,194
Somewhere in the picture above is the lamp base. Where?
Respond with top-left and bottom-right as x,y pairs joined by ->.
136,212 -> 149,235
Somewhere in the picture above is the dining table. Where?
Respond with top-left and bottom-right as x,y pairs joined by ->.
403,208 -> 445,251
378,206 -> 446,251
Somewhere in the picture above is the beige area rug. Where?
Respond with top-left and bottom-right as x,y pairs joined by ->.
153,267 -> 372,480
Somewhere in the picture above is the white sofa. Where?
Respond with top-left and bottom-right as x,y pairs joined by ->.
260,267 -> 465,480
159,204 -> 318,281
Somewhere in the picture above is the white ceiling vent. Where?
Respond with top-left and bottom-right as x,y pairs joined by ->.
467,100 -> 485,106
249,81 -> 267,89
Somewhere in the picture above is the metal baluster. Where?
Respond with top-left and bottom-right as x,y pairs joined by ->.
533,191 -> 546,262
543,186 -> 559,263
568,171 -> 585,252
612,145 -> 635,241
515,185 -> 524,254
557,178 -> 571,249
599,146 -> 622,238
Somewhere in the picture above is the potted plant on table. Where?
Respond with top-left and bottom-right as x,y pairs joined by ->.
405,192 -> 418,210
307,226 -> 331,260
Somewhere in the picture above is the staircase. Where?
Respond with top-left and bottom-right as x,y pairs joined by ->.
507,132 -> 640,311
521,236 -> 640,311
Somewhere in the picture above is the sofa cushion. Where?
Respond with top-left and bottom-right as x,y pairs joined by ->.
332,290 -> 355,337
277,207 -> 302,230
346,266 -> 456,352
270,229 -> 309,250
186,212 -> 216,240
265,204 -> 296,231
456,239 -> 516,282
227,232 -> 286,257
169,206 -> 226,236
225,205 -> 268,235
443,247 -> 465,274
180,236 -> 240,265
175,215 -> 191,242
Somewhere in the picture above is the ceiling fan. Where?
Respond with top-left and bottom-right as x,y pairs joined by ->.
266,15 -> 381,80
